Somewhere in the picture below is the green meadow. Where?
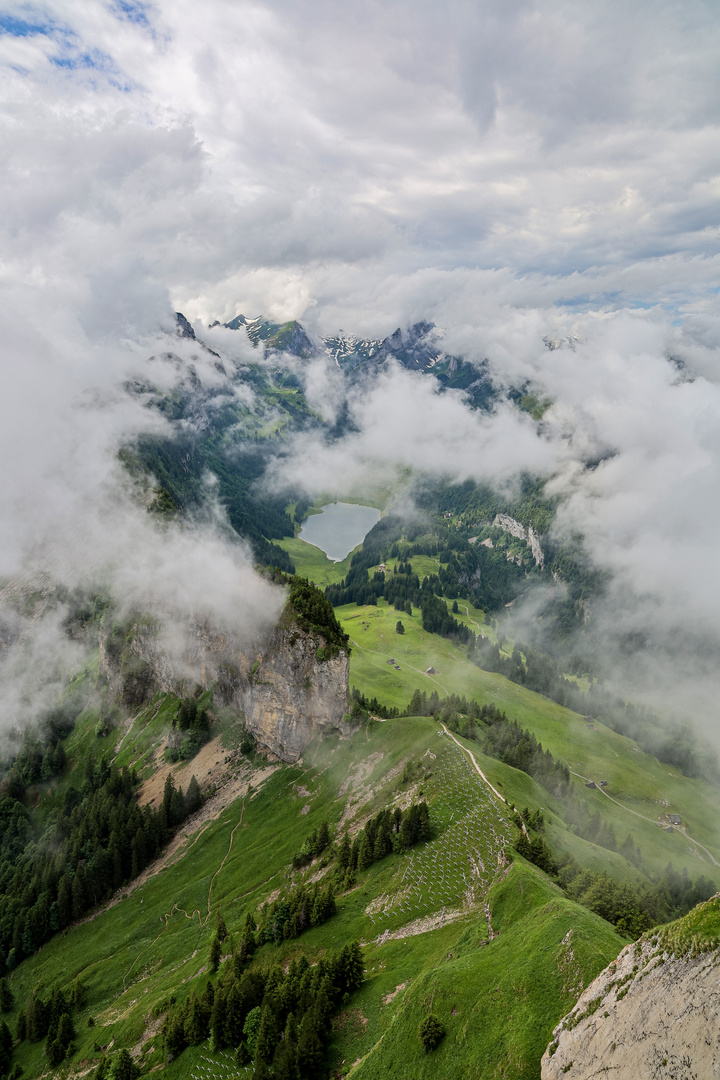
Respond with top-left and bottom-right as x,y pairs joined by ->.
336,600 -> 720,883
6,716 -> 624,1080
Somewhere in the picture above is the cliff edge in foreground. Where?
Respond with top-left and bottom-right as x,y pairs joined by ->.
542,895 -> 720,1080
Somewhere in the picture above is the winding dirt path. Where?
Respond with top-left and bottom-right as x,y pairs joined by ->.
439,721 -> 507,805
121,901 -> 204,992
570,769 -> 720,868
122,797 -> 247,992
206,798 -> 245,918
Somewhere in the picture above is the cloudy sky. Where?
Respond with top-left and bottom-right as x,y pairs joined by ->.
1,0 -> 719,332
3,0 -> 720,728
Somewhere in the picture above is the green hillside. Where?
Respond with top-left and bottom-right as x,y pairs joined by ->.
2,538 -> 718,1080
2,715 -> 625,1080
335,600 -> 720,882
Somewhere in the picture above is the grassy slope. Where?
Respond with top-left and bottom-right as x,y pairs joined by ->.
6,717 -> 624,1080
276,535 -> 356,587
350,863 -> 621,1080
337,600 -> 720,885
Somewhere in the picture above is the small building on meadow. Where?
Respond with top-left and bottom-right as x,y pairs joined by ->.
425,666 -> 437,675
585,781 -> 597,789
668,814 -> 682,826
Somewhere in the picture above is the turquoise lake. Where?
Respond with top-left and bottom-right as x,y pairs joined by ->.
299,502 -> 381,561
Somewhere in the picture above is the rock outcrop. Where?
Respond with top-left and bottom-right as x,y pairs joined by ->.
99,604 -> 352,763
244,621 -> 353,761
492,513 -> 544,569
542,896 -> 720,1079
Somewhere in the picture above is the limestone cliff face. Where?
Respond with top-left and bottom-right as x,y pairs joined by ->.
542,899 -> 720,1079
98,606 -> 352,763
244,622 -> 352,761
492,513 -> 545,569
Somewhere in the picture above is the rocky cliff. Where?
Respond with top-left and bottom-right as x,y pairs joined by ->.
492,512 -> 545,568
98,601 -> 352,763
542,895 -> 720,1079
244,620 -> 353,760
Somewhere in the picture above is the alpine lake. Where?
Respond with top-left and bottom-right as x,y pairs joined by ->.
299,501 -> 381,561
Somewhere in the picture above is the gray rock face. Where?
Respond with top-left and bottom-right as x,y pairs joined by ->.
492,513 -> 545,569
244,621 -> 353,761
99,606 -> 352,762
542,936 -> 720,1080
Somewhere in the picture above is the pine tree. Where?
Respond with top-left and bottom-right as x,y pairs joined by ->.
209,934 -> 222,973
408,689 -> 424,715
110,1046 -> 139,1079
316,820 -> 330,852
0,978 -> 13,1013
47,1034 -> 65,1067
169,787 -> 186,827
210,988 -> 227,1050
162,774 -> 176,819
337,941 -> 364,991
356,831 -> 373,872
418,1014 -> 445,1053
273,1012 -> 298,1080
254,1004 -> 278,1065
183,994 -> 207,1046
70,980 -> 87,1010
223,983 -> 245,1047
57,1010 -> 75,1048
373,826 -> 390,861
235,926 -> 255,971
185,775 -> 202,814
296,1010 -> 324,1076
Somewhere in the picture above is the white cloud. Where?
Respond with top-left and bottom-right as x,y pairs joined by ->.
3,0 -> 720,733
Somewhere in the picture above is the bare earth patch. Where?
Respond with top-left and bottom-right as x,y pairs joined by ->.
382,981 -> 408,1005
137,734 -> 232,808
373,908 -> 465,943
80,760 -> 279,924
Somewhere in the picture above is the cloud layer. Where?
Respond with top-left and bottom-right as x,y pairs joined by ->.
2,1 -> 720,733
1,0 -> 720,329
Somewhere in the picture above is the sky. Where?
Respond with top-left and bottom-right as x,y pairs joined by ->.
1,0 -> 719,331
2,0 -> 720,732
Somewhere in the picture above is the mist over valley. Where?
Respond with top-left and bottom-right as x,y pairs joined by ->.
2,2 -> 720,1078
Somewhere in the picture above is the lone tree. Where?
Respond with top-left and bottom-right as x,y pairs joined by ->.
396,620 -> 405,634
418,1014 -> 445,1054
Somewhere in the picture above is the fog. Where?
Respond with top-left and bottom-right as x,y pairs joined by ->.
2,0 -> 720,739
